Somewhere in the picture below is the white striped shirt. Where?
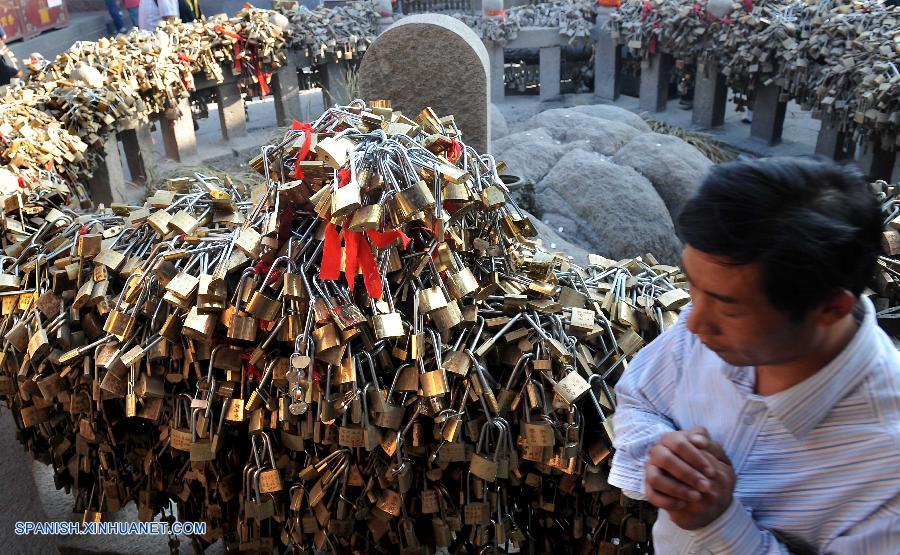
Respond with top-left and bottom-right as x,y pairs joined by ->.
609,297 -> 900,554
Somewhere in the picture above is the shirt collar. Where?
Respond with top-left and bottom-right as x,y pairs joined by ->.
762,296 -> 878,439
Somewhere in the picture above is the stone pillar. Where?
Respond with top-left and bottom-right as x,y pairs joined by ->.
358,14 -> 492,153
88,134 -> 126,206
539,46 -> 561,102
814,113 -> 854,162
118,125 -> 154,185
321,61 -> 350,107
273,49 -> 306,126
161,97 -> 197,162
594,25 -> 620,101
750,83 -> 787,145
486,42 -> 505,104
638,53 -> 673,113
692,61 -> 726,128
858,142 -> 897,181
216,78 -> 247,141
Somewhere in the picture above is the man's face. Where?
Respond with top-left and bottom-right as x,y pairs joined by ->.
681,244 -> 815,367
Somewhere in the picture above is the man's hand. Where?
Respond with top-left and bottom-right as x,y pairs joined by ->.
645,427 -> 736,530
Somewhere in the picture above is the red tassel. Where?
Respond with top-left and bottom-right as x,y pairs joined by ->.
338,167 -> 352,187
257,67 -> 270,96
291,122 -> 315,180
448,139 -> 463,163
233,43 -> 243,74
366,229 -> 411,250
320,222 -> 342,281
358,237 -> 383,300
343,230 -> 361,291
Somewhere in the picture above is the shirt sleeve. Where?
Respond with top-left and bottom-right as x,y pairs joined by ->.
689,493 -> 900,554
688,498 -> 792,554
608,307 -> 690,497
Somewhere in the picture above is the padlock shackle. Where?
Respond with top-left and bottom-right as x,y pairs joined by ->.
262,255 -> 296,286
506,352 -> 533,390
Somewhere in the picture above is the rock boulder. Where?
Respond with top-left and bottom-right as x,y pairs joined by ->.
612,132 -> 712,219
536,149 -> 682,263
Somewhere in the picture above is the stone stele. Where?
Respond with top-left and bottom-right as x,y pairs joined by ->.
358,14 -> 491,153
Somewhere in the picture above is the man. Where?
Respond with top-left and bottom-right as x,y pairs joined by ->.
138,0 -> 179,30
124,0 -> 141,29
104,0 -> 127,33
609,157 -> 899,553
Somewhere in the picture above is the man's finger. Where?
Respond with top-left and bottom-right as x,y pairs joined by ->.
644,474 -> 688,512
645,462 -> 703,502
648,444 -> 712,494
660,431 -> 716,479
685,426 -> 711,448
699,439 -> 731,465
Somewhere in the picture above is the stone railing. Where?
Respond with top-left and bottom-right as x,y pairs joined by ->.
592,29 -> 900,182
594,4 -> 900,182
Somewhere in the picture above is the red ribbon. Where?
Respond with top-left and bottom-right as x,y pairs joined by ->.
641,0 -> 654,22
291,121 -> 315,180
320,166 -> 411,298
252,45 -> 271,97
340,230 -> 381,299
485,9 -> 507,21
358,236 -> 382,299
344,229 -> 361,285
366,229 -> 411,250
448,139 -> 463,163
258,68 -> 271,96
337,167 -> 351,187
322,227 -> 387,299
320,222 -> 342,281
215,25 -> 245,73
319,167 -> 353,281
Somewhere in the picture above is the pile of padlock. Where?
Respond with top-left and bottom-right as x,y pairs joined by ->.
608,0 -> 900,149
0,100 -> 688,553
0,95 -> 91,194
870,179 -> 900,338
450,0 -> 598,44
274,0 -> 381,65
0,6 -> 288,191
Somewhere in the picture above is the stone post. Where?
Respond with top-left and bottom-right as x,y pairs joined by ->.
88,134 -> 126,206
321,61 -> 350,107
638,53 -> 673,113
118,124 -> 154,185
273,49 -> 306,126
594,24 -> 620,101
216,77 -> 247,141
160,96 -> 197,162
539,46 -> 561,102
485,43 -> 505,104
858,142 -> 898,181
691,61 -> 726,128
814,113 -> 854,162
750,83 -> 787,145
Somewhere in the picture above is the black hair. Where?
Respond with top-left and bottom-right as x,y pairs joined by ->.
677,156 -> 882,321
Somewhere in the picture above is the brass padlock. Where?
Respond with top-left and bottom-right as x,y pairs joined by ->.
394,180 -> 435,223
